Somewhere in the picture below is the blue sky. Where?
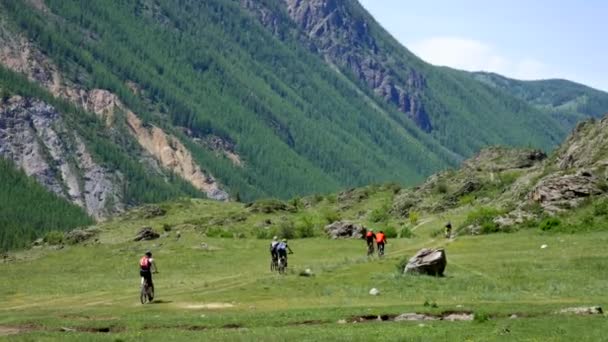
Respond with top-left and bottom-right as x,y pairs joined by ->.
359,0 -> 607,91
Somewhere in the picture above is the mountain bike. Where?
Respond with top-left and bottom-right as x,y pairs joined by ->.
367,242 -> 374,256
140,275 -> 155,304
277,255 -> 287,274
270,254 -> 278,272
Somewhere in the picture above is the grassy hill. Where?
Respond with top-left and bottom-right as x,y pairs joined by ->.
1,187 -> 607,340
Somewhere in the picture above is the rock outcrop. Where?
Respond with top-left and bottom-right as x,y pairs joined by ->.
555,117 -> 608,170
462,146 -> 547,172
557,306 -> 603,315
530,171 -> 605,213
0,96 -> 123,219
325,221 -> 365,239
403,248 -> 447,276
134,227 -> 160,241
126,111 -> 229,201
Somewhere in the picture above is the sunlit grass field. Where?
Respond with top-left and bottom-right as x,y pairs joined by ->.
1,197 -> 607,341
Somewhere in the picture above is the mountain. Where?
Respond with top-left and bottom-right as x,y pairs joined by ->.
0,0 -> 607,237
472,72 -> 608,127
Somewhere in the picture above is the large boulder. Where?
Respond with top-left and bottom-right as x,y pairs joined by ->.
530,171 -> 605,212
325,221 -> 365,239
65,228 -> 99,244
134,227 -> 160,241
404,248 -> 447,276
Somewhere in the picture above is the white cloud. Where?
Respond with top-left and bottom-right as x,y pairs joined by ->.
409,37 -> 547,80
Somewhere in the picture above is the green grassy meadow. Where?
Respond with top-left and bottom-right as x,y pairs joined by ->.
1,194 -> 607,341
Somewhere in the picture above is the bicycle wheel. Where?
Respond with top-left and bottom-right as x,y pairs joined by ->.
148,286 -> 155,302
140,284 -> 148,304
278,257 -> 285,274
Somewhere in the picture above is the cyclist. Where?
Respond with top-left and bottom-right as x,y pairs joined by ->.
275,238 -> 293,267
139,251 -> 158,290
270,236 -> 279,269
445,221 -> 452,238
376,231 -> 387,256
365,229 -> 376,255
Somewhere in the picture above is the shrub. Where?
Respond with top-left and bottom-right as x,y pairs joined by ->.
498,171 -> 520,185
539,217 -> 561,231
206,227 -> 233,238
458,194 -> 475,206
44,230 -> 64,245
391,194 -> 417,217
162,224 -> 172,232
474,312 -> 490,323
408,211 -> 420,226
593,199 -> 608,216
369,204 -> 390,223
326,194 -> 337,204
580,214 -> 595,228
384,226 -> 397,238
399,226 -> 414,238
322,209 -> 342,224
296,216 -> 316,238
461,207 -> 503,234
253,226 -> 278,239
436,181 -> 448,194
278,220 -> 295,240
288,197 -> 302,211
248,198 -> 288,213
383,182 -> 402,194
296,223 -> 316,238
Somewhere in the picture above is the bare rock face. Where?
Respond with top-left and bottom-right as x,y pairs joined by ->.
530,170 -> 605,213
325,221 -> 365,239
0,96 -> 123,219
126,112 -> 229,201
404,248 -> 447,276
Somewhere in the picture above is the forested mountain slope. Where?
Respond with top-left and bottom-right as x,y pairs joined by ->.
0,157 -> 93,251
473,72 -> 608,127
0,0 -> 460,205
0,0 -> 606,223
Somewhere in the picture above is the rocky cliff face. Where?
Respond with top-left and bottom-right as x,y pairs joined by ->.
241,0 -> 432,131
0,96 -> 123,219
0,21 -> 229,214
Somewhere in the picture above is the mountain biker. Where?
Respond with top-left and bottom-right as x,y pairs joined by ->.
445,221 -> 452,238
139,251 -> 158,289
365,229 -> 376,254
376,231 -> 387,256
275,238 -> 293,267
270,236 -> 279,267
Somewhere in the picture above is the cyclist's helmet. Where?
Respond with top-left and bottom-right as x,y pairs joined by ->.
273,236 -> 278,241
282,238 -> 287,242
145,250 -> 152,257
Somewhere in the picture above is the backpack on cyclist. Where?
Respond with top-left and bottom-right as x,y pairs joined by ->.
140,256 -> 151,270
